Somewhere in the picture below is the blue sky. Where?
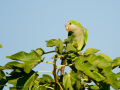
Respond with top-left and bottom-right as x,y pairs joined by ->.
0,0 -> 120,90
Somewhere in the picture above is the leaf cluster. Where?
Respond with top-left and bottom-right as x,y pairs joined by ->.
0,36 -> 120,90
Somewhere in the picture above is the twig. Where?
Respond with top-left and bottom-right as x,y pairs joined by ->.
57,82 -> 63,90
57,64 -> 73,68
37,71 -> 53,74
44,50 -> 55,54
42,61 -> 55,64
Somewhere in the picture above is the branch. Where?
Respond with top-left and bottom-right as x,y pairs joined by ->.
53,57 -> 57,90
59,60 -> 66,90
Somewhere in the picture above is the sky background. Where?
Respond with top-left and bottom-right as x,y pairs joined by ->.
0,0 -> 120,90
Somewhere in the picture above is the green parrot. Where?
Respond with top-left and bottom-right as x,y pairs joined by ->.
65,20 -> 88,51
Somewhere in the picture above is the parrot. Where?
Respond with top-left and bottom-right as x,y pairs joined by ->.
65,20 -> 88,51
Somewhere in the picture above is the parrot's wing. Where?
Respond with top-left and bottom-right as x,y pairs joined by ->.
81,28 -> 88,50
84,28 -> 88,45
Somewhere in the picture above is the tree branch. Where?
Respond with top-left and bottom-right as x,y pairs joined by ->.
53,58 -> 57,90
59,60 -> 66,90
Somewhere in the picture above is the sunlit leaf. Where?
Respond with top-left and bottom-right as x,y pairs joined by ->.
39,86 -> 46,90
6,50 -> 41,73
89,85 -> 100,89
102,67 -> 118,89
88,54 -> 111,69
31,80 -> 39,90
0,44 -> 2,48
42,74 -> 53,83
1,61 -> 24,69
97,56 -> 111,69
63,72 -> 81,90
112,57 -> 120,69
65,43 -> 76,52
96,53 -> 112,63
92,71 -> 106,81
83,48 -> 100,56
64,35 -> 75,44
46,39 -> 58,47
116,72 -> 120,78
74,56 -> 94,79
54,39 -> 63,54
36,48 -> 44,56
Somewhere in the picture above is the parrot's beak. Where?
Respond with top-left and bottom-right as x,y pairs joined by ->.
66,26 -> 71,32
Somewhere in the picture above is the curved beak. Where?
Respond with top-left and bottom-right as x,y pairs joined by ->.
66,26 -> 71,32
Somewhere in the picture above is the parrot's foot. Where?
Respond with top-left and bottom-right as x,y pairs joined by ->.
77,51 -> 82,56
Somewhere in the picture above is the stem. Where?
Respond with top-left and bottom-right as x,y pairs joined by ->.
57,82 -> 63,90
57,64 -> 73,68
53,58 -> 57,90
59,60 -> 66,90
44,50 -> 55,54
37,71 -> 53,74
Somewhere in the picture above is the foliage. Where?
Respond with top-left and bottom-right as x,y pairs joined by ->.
0,36 -> 120,90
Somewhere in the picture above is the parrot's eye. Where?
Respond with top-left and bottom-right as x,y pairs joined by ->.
69,23 -> 71,25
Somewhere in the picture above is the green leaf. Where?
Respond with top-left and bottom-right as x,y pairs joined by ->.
57,39 -> 63,54
36,48 -> 44,56
42,74 -> 53,83
83,48 -> 100,56
6,50 -> 41,61
63,72 -> 80,90
1,61 -> 24,69
46,39 -> 58,47
112,57 -> 120,69
64,35 -> 75,44
46,39 -> 63,53
46,38 -> 63,47
6,50 -> 41,73
0,70 -> 6,80
32,80 -> 40,90
39,86 -> 46,90
96,53 -> 112,63
97,56 -> 111,69
51,54 -> 60,59
89,85 -> 100,89
74,57 -> 94,79
88,54 -> 100,67
116,72 -> 120,78
83,61 -> 98,71
0,44 -> 2,48
92,71 -> 106,81
74,56 -> 106,81
102,67 -> 118,89
54,39 -> 63,54
74,56 -> 98,71
88,54 -> 111,69
65,43 -> 76,52
8,70 -> 38,90
0,70 -> 7,90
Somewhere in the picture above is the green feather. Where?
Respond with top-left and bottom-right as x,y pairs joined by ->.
69,20 -> 82,29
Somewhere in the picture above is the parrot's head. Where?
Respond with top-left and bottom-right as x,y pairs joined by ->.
65,20 -> 82,32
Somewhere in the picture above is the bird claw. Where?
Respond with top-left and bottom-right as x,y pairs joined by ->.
77,51 -> 82,56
